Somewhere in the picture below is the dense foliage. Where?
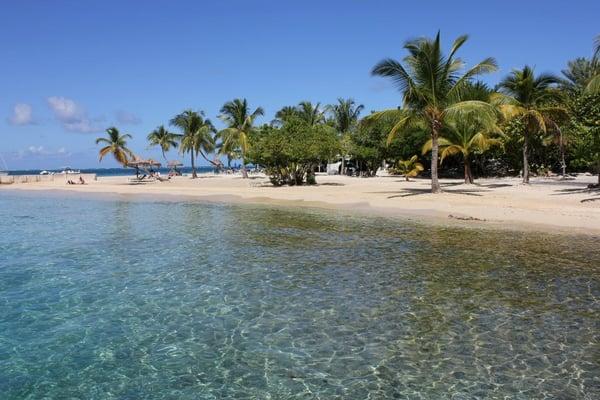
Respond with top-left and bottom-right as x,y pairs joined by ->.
247,118 -> 339,186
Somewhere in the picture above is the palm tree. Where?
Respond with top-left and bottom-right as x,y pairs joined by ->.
147,125 -> 180,161
497,66 -> 563,183
423,110 -> 503,183
562,58 -> 600,91
95,127 -> 134,166
562,36 -> 600,93
371,32 -> 498,193
296,101 -> 325,126
586,35 -> 600,94
170,110 -> 215,178
327,98 -> 364,175
217,98 -> 264,178
271,106 -> 298,126
393,156 -> 424,181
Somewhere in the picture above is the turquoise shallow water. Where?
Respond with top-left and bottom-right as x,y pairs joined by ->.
1,191 -> 599,399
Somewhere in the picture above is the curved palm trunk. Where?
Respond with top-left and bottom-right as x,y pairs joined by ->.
190,151 -> 197,179
199,151 -> 220,168
430,126 -> 442,193
523,132 -> 530,184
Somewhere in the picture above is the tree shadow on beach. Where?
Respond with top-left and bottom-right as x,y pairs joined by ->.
532,179 -> 592,187
551,185 -> 600,203
477,183 -> 513,189
382,188 -> 487,198
317,182 -> 345,187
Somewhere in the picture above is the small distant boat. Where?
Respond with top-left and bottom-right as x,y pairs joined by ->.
57,166 -> 80,174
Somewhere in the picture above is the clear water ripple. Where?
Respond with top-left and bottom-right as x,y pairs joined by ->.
0,192 -> 599,399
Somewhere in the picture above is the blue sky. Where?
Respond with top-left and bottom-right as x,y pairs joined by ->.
1,0 -> 598,169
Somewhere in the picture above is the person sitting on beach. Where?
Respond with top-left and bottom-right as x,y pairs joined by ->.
79,176 -> 86,185
67,179 -> 75,185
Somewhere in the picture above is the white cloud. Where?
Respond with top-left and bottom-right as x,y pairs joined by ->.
115,110 -> 141,125
15,145 -> 71,159
28,145 -> 44,155
8,103 -> 35,125
47,96 -> 103,133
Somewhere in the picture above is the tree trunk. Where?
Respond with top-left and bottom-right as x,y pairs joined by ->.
464,156 -> 474,184
430,126 -> 442,193
597,156 -> 600,185
558,128 -> 566,178
191,152 -> 197,178
199,151 -> 220,168
341,157 -> 345,176
241,151 -> 248,179
522,132 -> 530,184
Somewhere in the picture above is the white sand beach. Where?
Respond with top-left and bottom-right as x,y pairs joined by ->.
3,173 -> 599,234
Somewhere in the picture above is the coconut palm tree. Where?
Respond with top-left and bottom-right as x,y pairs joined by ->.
371,32 -> 498,193
423,111 -> 503,183
586,35 -> 600,94
170,110 -> 215,178
562,58 -> 600,91
497,66 -> 564,183
327,98 -> 364,174
297,101 -> 325,126
147,125 -> 180,161
95,127 -> 134,166
217,98 -> 264,178
561,36 -> 600,93
271,106 -> 298,126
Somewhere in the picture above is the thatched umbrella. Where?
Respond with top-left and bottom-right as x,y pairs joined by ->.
146,159 -> 162,173
167,160 -> 183,176
127,157 -> 162,178
126,159 -> 145,178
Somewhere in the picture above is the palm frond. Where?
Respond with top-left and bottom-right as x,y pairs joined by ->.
584,74 -> 600,94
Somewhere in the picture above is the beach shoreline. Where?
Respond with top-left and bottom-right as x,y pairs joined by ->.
2,173 -> 599,236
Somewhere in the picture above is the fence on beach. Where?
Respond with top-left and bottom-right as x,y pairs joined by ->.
0,173 -> 97,185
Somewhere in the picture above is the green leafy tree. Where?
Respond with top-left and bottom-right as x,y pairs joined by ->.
217,98 -> 264,178
371,32 -> 498,193
352,113 -> 415,176
95,127 -> 134,166
248,117 -> 339,186
497,66 -> 564,183
569,93 -> 600,184
170,110 -> 215,178
147,125 -> 180,161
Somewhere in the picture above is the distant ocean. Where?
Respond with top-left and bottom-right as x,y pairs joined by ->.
5,166 -> 216,177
